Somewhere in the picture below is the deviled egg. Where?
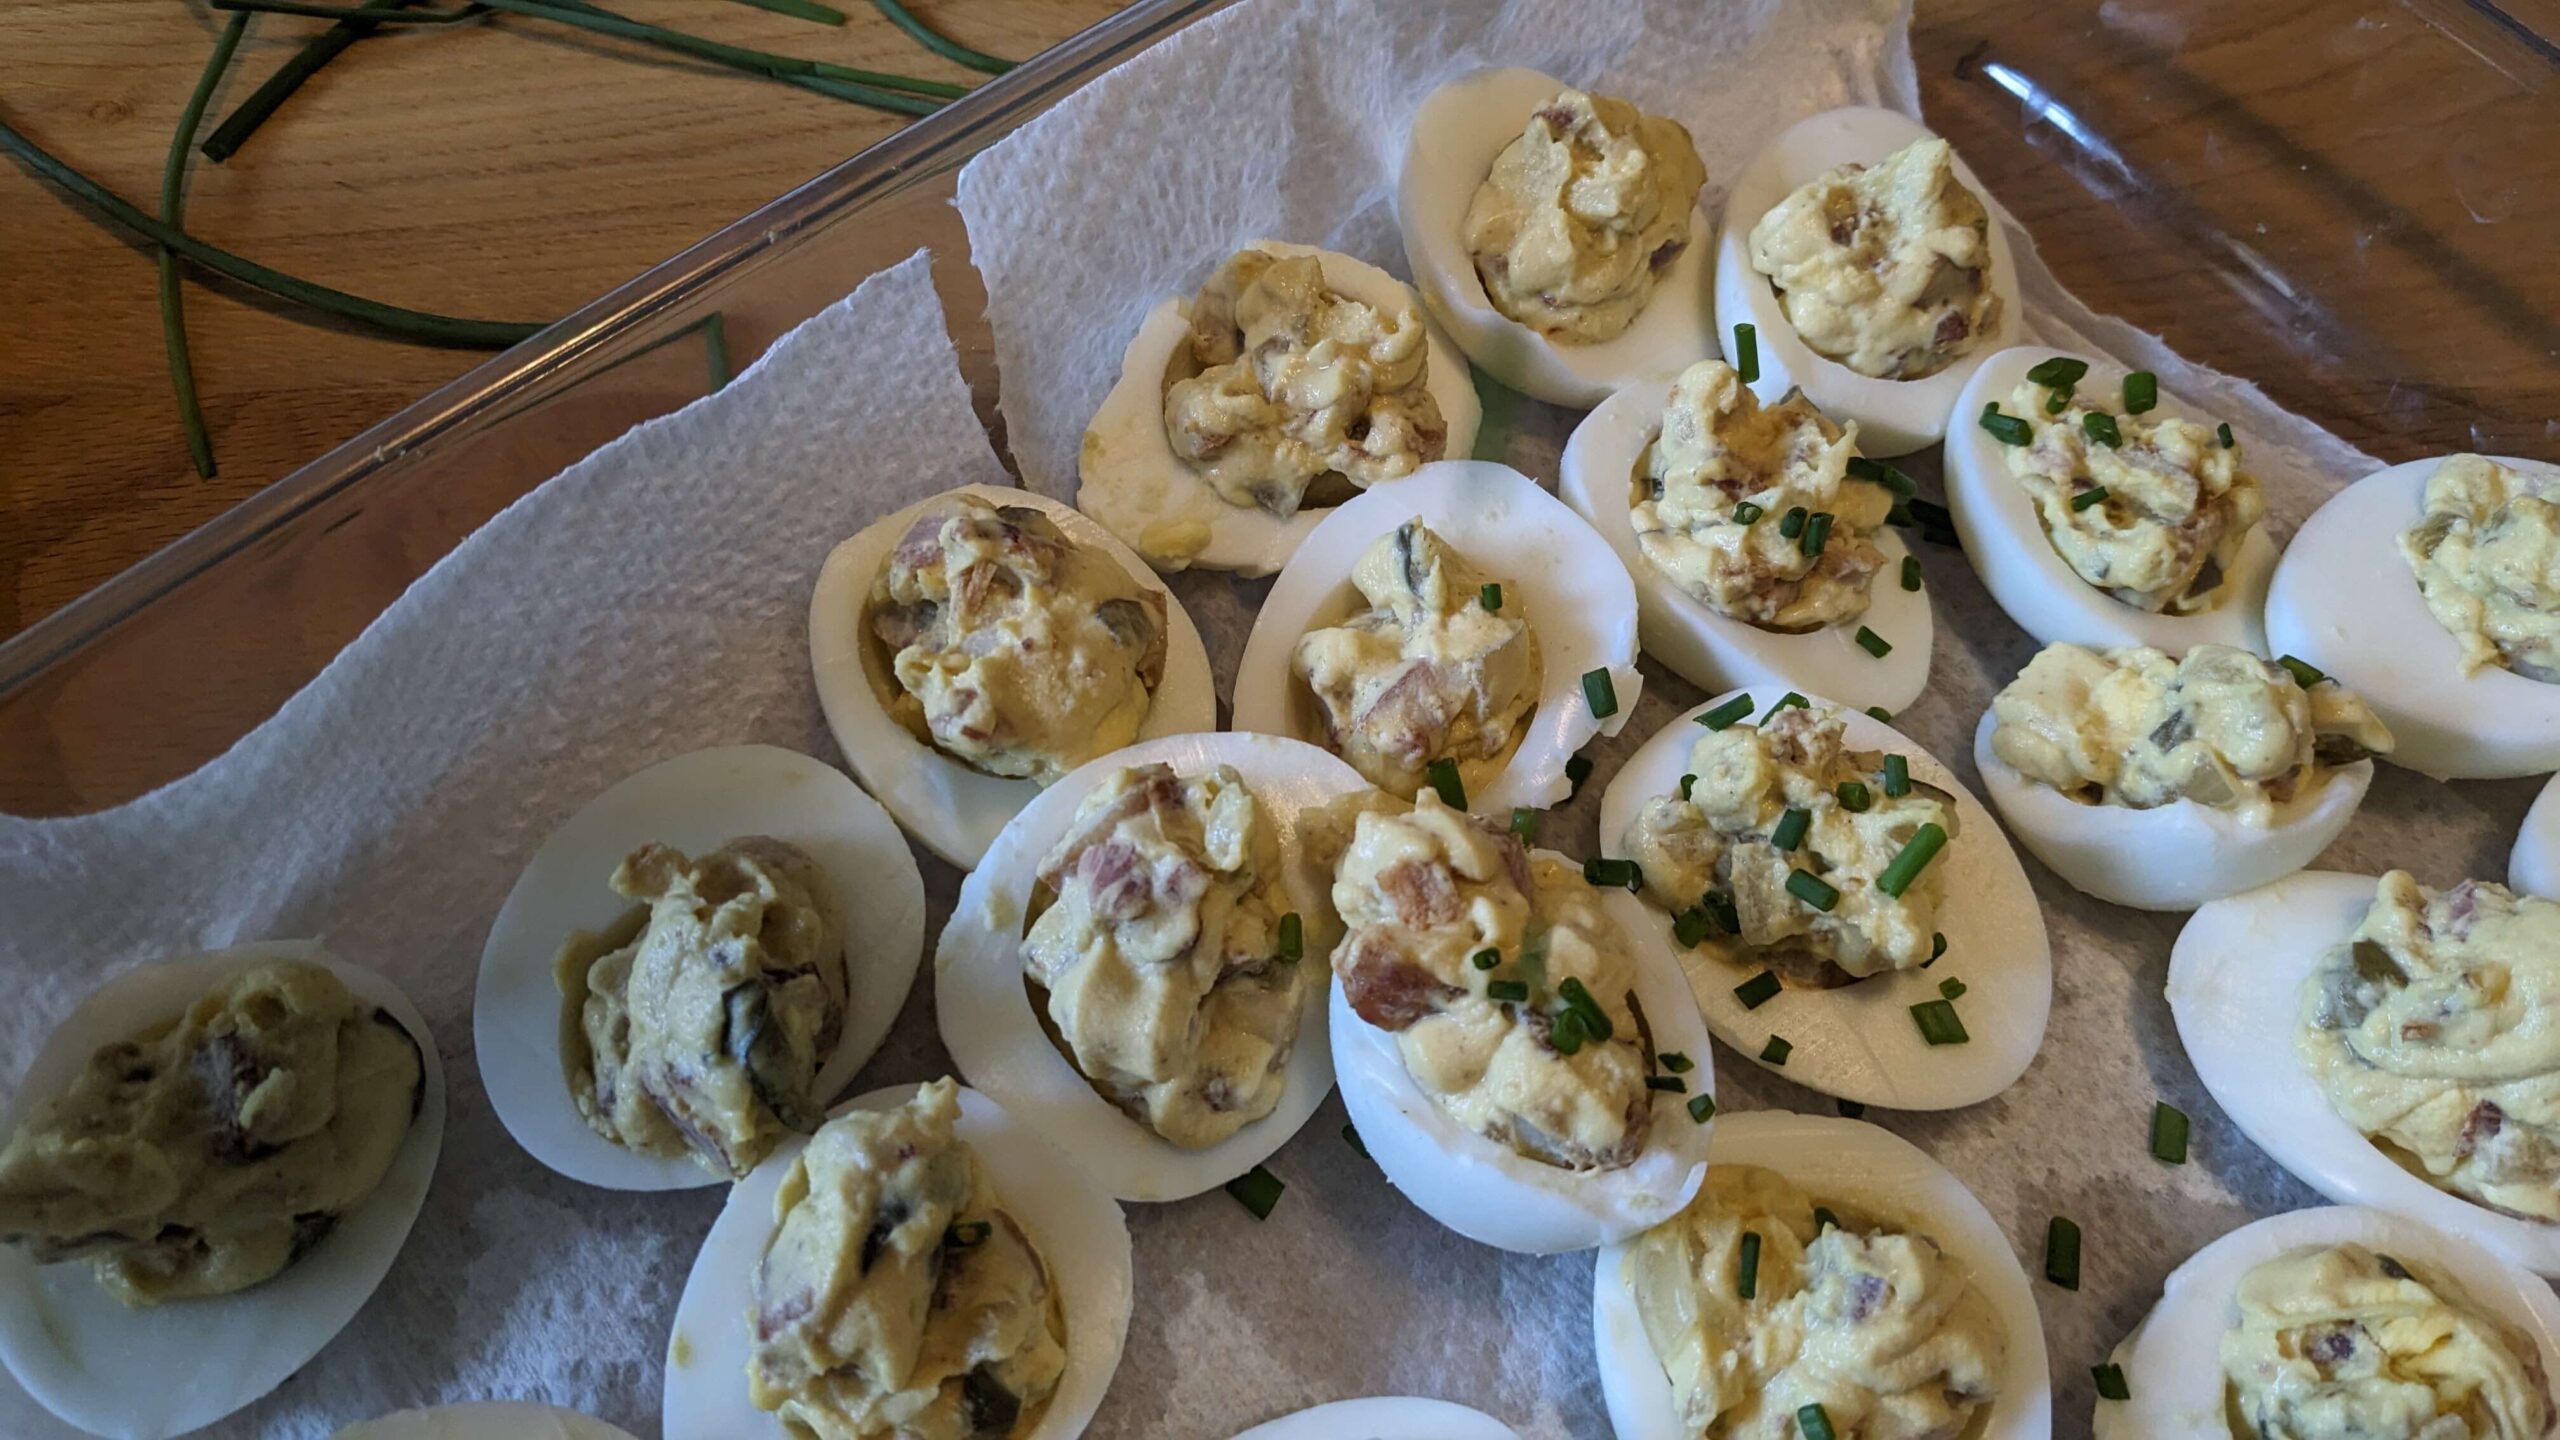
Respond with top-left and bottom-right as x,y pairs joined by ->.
1559,359 -> 1933,712
1592,1111 -> 2051,1440
663,1080 -> 1131,1440
475,745 -> 924,1191
810,485 -> 1217,867
2172,869 -> 2560,1274
1079,241 -> 1481,576
2095,1205 -> 2560,1438
1715,108 -> 2021,455
1397,69 -> 1714,408
1945,347 -> 2279,652
1230,1398 -> 1520,1440
1233,460 -> 1641,816
1325,790 -> 1716,1253
0,941 -> 445,1440
333,1403 -> 638,1440
937,733 -> 1364,1201
2267,453 -> 2560,779
1598,688 -> 2052,1109
1976,641 -> 2393,910
2516,773 -> 2560,901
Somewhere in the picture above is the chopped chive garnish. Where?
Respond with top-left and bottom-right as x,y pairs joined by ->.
1780,506 -> 1808,539
2278,654 -> 2327,688
1800,511 -> 1835,557
1557,977 -> 1614,1041
1931,932 -> 1949,961
1733,322 -> 1760,383
2094,1362 -> 2131,1401
1845,455 -> 1918,496
1473,948 -> 1501,971
1737,1230 -> 1762,1297
2072,486 -> 2111,513
1911,999 -> 1969,1045
2123,370 -> 2158,414
1680,772 -> 1697,801
1342,1122 -> 1369,1159
2217,421 -> 2235,449
1837,781 -> 1871,812
1226,1165 -> 1285,1220
1566,753 -> 1594,795
1771,807 -> 1811,852
947,1220 -> 992,1247
1645,1074 -> 1687,1093
1813,1205 -> 1841,1232
1660,1051 -> 1694,1074
1549,1008 -> 1587,1055
1837,1099 -> 1866,1119
1980,403 -> 2032,446
2026,355 -> 2089,389
1797,1404 -> 1837,1440
1939,976 -> 1967,1000
1584,856 -> 1641,890
1760,1035 -> 1794,1065
1510,806 -> 1541,842
1901,554 -> 1922,591
1866,706 -> 1894,723
1426,757 -> 1466,809
1698,694 -> 1756,730
2045,1216 -> 2082,1289
1876,823 -> 1948,898
1479,581 -> 1502,611
1486,978 -> 1529,1004
1786,869 -> 1839,911
1883,755 -> 1910,797
1277,912 -> 1304,962
1688,1092 -> 1717,1123
1855,626 -> 1892,658
2151,1102 -> 2191,1164
1582,667 -> 1619,719
1672,907 -> 1713,947
1733,500 -> 1765,524
1701,891 -> 1740,935
1735,970 -> 1783,1010
1774,691 -> 1809,712
2082,412 -> 2122,449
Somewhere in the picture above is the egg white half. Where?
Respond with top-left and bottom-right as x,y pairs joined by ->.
1942,347 -> 2280,654
2095,1204 -> 2560,1439
936,732 -> 1366,1201
1591,1111 -> 2053,1440
1331,845 -> 1715,1255
1228,1397 -> 1521,1440
0,941 -> 447,1440
2515,774 -> 2560,901
1713,108 -> 2022,457
1079,241 -> 1482,576
1973,708 -> 2373,912
1395,68 -> 1715,409
2168,869 -> 2560,1274
662,1083 -> 1132,1440
809,484 -> 1219,867
1231,460 -> 1641,816
2265,455 -> 2560,780
1596,687 -> 2052,1109
475,744 -> 925,1192
332,1403 -> 638,1440
1558,379 -> 1933,712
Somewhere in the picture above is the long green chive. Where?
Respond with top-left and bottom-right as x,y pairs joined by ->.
1800,511 -> 1835,557
1760,1035 -> 1793,1065
1277,912 -> 1304,962
1866,706 -> 1893,723
1660,1051 -> 1695,1074
1584,856 -> 1640,890
1582,667 -> 1619,719
2026,356 -> 2090,389
2094,1362 -> 2131,1401
729,0 -> 849,21
1510,807 -> 1540,842
1876,824 -> 1948,899
1733,322 -> 1760,383
1672,908 -> 1713,948
2123,371 -> 2158,414
1565,753 -> 1594,795
1549,1009 -> 1586,1056
1680,773 -> 1697,801
1779,506 -> 1808,539
702,312 -> 734,391
1688,1092 -> 1717,1123
200,0 -> 428,163
471,0 -> 960,111
1645,1074 -> 1685,1092
1698,694 -> 1756,730
1786,869 -> 1838,911
2278,654 -> 2328,688
1813,1205 -> 1841,1231
1473,948 -> 1501,971
2217,421 -> 2236,449
207,0 -> 474,18
872,0 -> 1015,73
1836,1099 -> 1866,1119
1557,978 -> 1614,1041
1845,455 -> 1918,496
2151,1102 -> 2191,1164
1797,1404 -> 1837,1440
1980,403 -> 2032,446
1837,781 -> 1870,813
2082,412 -> 2122,449
1901,554 -> 1922,591
1855,626 -> 1892,658
1342,1122 -> 1369,1159
1480,581 -> 1502,611
1737,1231 -> 1762,1297
2046,1216 -> 2082,1289
1226,1165 -> 1285,1220
1774,692 -> 1810,712
1939,976 -> 1967,1000
1735,970 -> 1782,1010
1701,891 -> 1740,935
1426,758 -> 1467,810
1911,999 -> 1969,1045
159,11 -> 252,479
946,1219 -> 992,1247
1771,808 -> 1811,852
1486,979 -> 1529,1004
1883,754 -> 1911,797
1732,499 -> 1765,524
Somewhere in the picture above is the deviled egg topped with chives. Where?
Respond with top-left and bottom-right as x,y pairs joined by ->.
1078,241 -> 1480,576
1598,688 -> 2051,1109
1559,358 -> 1933,713
1945,348 -> 2278,653
810,484 -> 1217,867
1715,108 -> 2020,455
1398,68 -> 1714,408
1234,460 -> 1642,817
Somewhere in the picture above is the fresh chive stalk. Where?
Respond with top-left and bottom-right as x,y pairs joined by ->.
1472,948 -> 1501,971
1583,856 -> 1639,890
2082,412 -> 2122,449
1701,891 -> 1740,935
2045,1216 -> 2082,1289
1697,694 -> 1755,730
1733,322 -> 1759,382
2217,421 -> 2236,449
2093,1363 -> 2131,1401
2277,654 -> 2327,688
1779,506 -> 1807,539
874,0 -> 1014,73
1582,667 -> 1618,719
1645,1074 -> 1686,1093
1687,1092 -> 1716,1123
1800,511 -> 1834,557
1660,1051 -> 1694,1074
2150,1102 -> 2191,1164
160,11 -> 253,479
1883,754 -> 1910,797
2123,370 -> 2159,414
1836,781 -> 1870,813
1510,807 -> 1540,842
1855,625 -> 1892,657
1876,824 -> 1948,898
1786,869 -> 1838,911
1796,1404 -> 1837,1440
1845,455 -> 1917,496
1426,757 -> 1466,809
1771,808 -> 1811,852
2026,355 -> 2089,389
1733,499 -> 1765,524
1737,1231 -> 1762,1296
1760,1035 -> 1793,1065
1225,1165 -> 1285,1220
1276,912 -> 1303,962
1910,999 -> 1969,1045
1486,979 -> 1529,1004
1980,403 -> 2032,446
1734,970 -> 1782,1010
1901,554 -> 1922,591
1939,976 -> 1967,1000
1480,582 -> 1502,611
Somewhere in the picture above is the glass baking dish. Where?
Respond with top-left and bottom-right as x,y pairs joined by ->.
2,0 -> 2552,819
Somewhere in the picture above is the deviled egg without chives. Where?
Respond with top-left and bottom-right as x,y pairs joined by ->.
332,1404 -> 638,1440
1229,1398 -> 1522,1440
1397,68 -> 1715,409
1976,641 -> 2393,911
1233,460 -> 1643,817
1324,790 -> 1716,1254
663,1080 -> 1131,1440
2171,870 -> 2560,1275
1591,1111 -> 2052,1440
2095,1205 -> 2560,1439
1558,360 -> 1934,713
0,941 -> 446,1440
475,745 -> 924,1192
1079,241 -> 1482,576
2516,773 -> 2560,901
1597,687 -> 2052,1110
936,733 -> 1363,1201
2267,453 -> 2560,779
810,485 -> 1218,868
1944,347 -> 2279,653
1715,108 -> 2021,456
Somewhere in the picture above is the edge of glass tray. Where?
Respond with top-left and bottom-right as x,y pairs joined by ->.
0,0 -> 1228,697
